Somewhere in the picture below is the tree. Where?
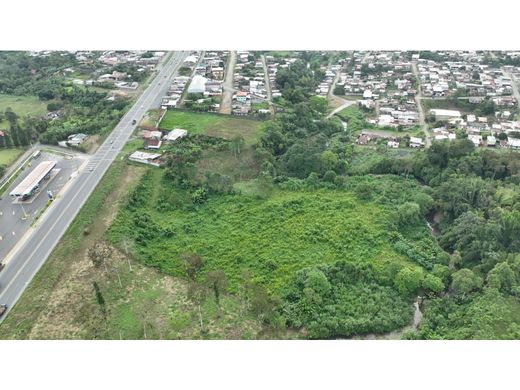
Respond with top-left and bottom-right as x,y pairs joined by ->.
206,270 -> 228,307
487,262 -> 516,294
394,267 -> 424,296
320,150 -> 339,172
422,274 -> 444,294
187,282 -> 208,334
451,268 -> 483,297
181,252 -> 204,281
229,135 -> 245,159
396,202 -> 421,227
432,264 -> 452,286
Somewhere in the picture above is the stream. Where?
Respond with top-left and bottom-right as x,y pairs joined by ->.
350,298 -> 423,340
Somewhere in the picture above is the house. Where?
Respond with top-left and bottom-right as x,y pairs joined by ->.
509,138 -> 520,150
387,140 -> 399,148
163,129 -> 188,142
128,151 -> 162,167
143,130 -> 163,149
468,134 -> 483,147
363,89 -> 373,99
487,135 -> 497,146
67,133 -> 88,146
409,137 -> 424,148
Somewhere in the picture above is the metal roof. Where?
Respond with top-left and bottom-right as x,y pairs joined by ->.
10,161 -> 57,197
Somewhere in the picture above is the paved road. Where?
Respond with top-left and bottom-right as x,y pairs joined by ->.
0,51 -> 188,323
219,51 -> 237,114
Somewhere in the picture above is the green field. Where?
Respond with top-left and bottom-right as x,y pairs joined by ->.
0,95 -> 48,128
158,111 -> 264,145
107,169 -> 422,293
0,148 -> 24,167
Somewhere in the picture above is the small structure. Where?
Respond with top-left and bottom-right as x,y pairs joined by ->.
487,135 -> 497,146
387,140 -> 399,148
409,137 -> 424,148
67,133 -> 88,146
128,151 -> 162,167
143,130 -> 163,150
163,129 -> 188,142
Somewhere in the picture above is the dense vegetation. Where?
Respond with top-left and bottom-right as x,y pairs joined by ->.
0,52 -> 134,150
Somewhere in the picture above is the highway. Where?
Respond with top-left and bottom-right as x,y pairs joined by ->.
0,51 -> 188,323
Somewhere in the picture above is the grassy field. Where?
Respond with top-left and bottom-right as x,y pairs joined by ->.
107,169 -> 419,294
0,148 -> 24,167
158,111 -> 264,145
0,95 -> 47,128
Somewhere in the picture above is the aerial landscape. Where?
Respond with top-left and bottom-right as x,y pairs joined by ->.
1,50 -> 520,340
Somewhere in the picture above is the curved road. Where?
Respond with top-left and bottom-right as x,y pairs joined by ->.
0,51 -> 188,323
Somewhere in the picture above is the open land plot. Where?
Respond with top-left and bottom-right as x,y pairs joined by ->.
158,111 -> 264,145
0,95 -> 48,128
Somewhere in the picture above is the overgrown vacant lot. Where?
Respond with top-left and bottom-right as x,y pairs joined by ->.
107,170 -> 417,293
158,110 -> 264,145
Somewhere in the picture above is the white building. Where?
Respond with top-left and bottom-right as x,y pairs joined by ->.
188,75 -> 207,94
163,129 -> 188,142
429,109 -> 462,121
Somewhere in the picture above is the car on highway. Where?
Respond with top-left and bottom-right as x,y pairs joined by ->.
0,304 -> 7,318
132,119 -> 137,125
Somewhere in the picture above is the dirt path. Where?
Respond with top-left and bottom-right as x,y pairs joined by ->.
219,51 -> 237,114
261,55 -> 275,115
412,62 -> 432,148
326,98 -> 356,119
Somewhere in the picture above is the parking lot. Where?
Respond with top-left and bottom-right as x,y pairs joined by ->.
0,150 -> 86,262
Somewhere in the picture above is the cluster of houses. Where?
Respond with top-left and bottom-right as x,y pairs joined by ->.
160,76 -> 189,109
355,130 -> 424,149
337,51 -> 420,128
316,62 -> 341,96
159,52 -> 202,110
184,51 -> 228,109
232,51 -> 270,115
141,128 -> 188,150
65,51 -> 165,90
428,108 -> 520,149
416,55 -> 513,98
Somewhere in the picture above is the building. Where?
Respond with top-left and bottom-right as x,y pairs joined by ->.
188,75 -> 208,94
163,129 -> 188,142
143,130 -> 163,149
429,109 -> 462,121
128,151 -> 162,167
409,137 -> 424,148
67,133 -> 88,146
10,160 -> 57,200
487,135 -> 497,146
